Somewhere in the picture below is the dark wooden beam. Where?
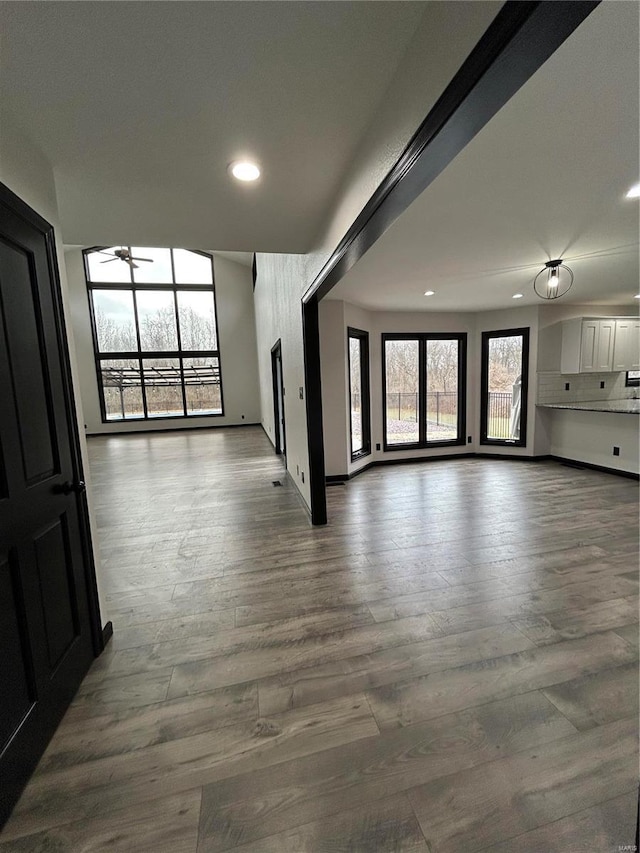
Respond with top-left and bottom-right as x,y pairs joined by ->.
302,297 -> 327,525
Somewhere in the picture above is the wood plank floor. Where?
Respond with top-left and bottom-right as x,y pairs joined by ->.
1,426 -> 638,852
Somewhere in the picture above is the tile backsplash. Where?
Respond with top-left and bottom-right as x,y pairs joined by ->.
537,371 -> 637,404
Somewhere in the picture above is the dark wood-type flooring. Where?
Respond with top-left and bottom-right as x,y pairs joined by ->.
1,426 -> 638,852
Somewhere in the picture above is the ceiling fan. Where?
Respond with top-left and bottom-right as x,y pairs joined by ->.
97,248 -> 153,270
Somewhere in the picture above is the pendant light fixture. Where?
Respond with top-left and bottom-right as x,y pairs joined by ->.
533,259 -> 574,300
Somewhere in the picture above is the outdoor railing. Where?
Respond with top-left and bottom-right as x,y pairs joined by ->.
486,392 -> 513,439
383,391 -> 457,424
380,391 -> 514,437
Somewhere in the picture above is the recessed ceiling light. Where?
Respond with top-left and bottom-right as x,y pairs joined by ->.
625,183 -> 640,199
229,161 -> 261,182
424,290 -> 435,296
512,293 -> 524,299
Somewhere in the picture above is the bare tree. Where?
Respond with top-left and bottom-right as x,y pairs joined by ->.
488,335 -> 522,391
178,304 -> 216,350
95,307 -> 136,351
426,340 -> 458,392
385,340 -> 419,393
140,304 -> 177,351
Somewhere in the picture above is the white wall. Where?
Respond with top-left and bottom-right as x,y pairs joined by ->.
64,249 -> 261,434
550,409 -> 639,475
319,300 -> 348,477
0,111 -> 107,617
254,251 -> 330,507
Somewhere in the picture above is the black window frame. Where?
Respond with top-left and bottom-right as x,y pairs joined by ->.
347,327 -> 371,461
480,327 -> 530,448
625,371 -> 640,387
382,332 -> 467,452
83,246 -> 224,424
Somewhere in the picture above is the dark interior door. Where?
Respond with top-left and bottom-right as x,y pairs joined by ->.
271,341 -> 286,458
0,185 -> 99,826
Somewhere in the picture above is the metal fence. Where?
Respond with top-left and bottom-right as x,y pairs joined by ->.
381,391 -> 514,436
384,392 -> 457,424
487,391 -> 513,439
385,392 -> 418,421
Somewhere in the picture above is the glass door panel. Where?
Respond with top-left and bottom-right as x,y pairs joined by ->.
426,338 -> 459,442
384,339 -> 419,446
481,329 -> 529,445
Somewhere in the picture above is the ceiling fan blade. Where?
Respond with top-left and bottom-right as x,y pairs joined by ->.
129,262 -> 139,269
129,257 -> 153,262
100,257 -> 118,263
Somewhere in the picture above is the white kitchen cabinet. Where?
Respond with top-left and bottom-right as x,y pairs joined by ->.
561,318 -> 616,373
612,320 -> 640,371
613,321 -> 630,370
631,321 -> 640,370
577,320 -> 598,371
595,319 -> 615,371
613,320 -> 630,371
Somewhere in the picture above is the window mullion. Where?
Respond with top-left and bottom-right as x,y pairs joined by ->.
131,289 -> 143,353
419,337 -> 427,446
172,247 -> 188,419
138,356 -> 148,419
457,337 -> 465,442
172,290 -> 188,416
361,335 -> 371,454
131,290 -> 149,419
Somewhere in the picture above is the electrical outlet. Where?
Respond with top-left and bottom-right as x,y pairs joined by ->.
467,436 -> 472,443
299,387 -> 304,400
301,471 -> 305,483
376,443 -> 380,451
565,382 -> 570,391
613,446 -> 620,456
242,414 -> 245,419
600,381 -> 605,389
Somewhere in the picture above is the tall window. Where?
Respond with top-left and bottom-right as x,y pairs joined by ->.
382,333 -> 466,450
84,246 -> 223,422
348,328 -> 371,460
480,328 -> 529,446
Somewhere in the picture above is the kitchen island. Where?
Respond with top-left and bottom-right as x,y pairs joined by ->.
537,400 -> 639,476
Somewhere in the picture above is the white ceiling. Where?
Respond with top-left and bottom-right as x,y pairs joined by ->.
328,2 -> 640,313
0,1 -> 425,251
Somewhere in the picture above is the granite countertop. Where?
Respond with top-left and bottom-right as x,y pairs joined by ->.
537,399 -> 640,414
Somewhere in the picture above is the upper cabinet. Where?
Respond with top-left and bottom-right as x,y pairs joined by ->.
560,317 -> 639,374
613,319 -> 640,371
